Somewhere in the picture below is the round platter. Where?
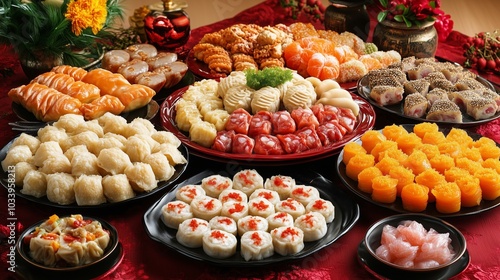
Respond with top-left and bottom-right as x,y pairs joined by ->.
356,75 -> 500,126
0,137 -> 189,209
143,169 -> 360,267
336,124 -> 500,217
160,86 -> 376,165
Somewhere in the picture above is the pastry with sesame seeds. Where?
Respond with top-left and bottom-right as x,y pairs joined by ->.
455,77 -> 487,91
403,79 -> 430,95
369,85 -> 404,106
404,93 -> 429,118
425,88 -> 449,105
465,98 -> 498,120
426,99 -> 463,123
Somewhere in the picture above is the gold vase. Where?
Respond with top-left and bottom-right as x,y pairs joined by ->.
19,51 -> 64,79
372,20 -> 438,58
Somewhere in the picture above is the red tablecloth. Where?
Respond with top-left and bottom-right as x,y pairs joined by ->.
1,1 -> 499,279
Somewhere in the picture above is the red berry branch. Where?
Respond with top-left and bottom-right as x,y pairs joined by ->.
278,0 -> 326,23
463,30 -> 500,74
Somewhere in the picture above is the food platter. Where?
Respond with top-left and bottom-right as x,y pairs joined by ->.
0,137 -> 189,209
356,74 -> 500,126
336,124 -> 500,217
11,99 -> 160,124
160,86 -> 376,164
143,169 -> 360,267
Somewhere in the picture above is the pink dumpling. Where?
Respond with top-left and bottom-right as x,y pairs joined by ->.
380,225 -> 398,245
387,239 -> 418,262
397,220 -> 427,246
375,244 -> 391,261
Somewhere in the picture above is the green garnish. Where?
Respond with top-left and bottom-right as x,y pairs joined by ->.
245,67 -> 294,90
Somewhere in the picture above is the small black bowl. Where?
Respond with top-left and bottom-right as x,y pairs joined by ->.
16,215 -> 119,272
364,213 -> 467,274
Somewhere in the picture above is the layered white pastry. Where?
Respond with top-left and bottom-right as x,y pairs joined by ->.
294,212 -> 328,242
248,197 -> 275,218
240,230 -> 274,261
190,196 -> 223,221
266,211 -> 294,231
270,226 -> 305,256
289,185 -> 320,207
218,189 -> 248,204
264,175 -> 295,200
220,201 -> 249,222
201,174 -> 233,198
175,184 -> 206,204
232,169 -> 264,196
161,200 -> 193,229
306,198 -> 335,223
275,198 -> 306,220
237,215 -> 269,236
249,189 -> 280,205
176,218 -> 211,248
202,229 -> 237,259
209,216 -> 238,236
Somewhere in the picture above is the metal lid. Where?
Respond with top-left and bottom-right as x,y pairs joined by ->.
149,0 -> 188,12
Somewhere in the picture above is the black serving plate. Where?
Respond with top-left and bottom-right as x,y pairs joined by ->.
143,169 -> 360,266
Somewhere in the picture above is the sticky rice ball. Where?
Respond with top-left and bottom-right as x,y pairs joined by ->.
176,184 -> 206,204
294,212 -> 328,242
201,174 -> 233,198
124,162 -> 157,192
202,229 -> 237,259
46,173 -> 76,205
53,114 -> 86,134
209,216 -> 238,236
270,226 -> 305,256
1,145 -> 32,171
33,141 -> 64,167
37,125 -> 69,144
97,112 -> 128,135
10,133 -> 40,154
233,169 -> 264,196
176,218 -> 211,248
39,154 -> 71,174
123,118 -> 155,138
71,151 -> 100,176
93,136 -> 125,156
151,130 -> 182,147
69,131 -> 100,152
76,119 -> 104,137
125,135 -> 152,162
13,162 -> 36,186
20,170 -> 47,198
143,153 -> 175,181
161,200 -> 193,229
102,174 -> 136,203
64,145 -> 89,162
97,147 -> 132,175
73,175 -> 106,205
240,230 -> 274,261
155,143 -> 188,165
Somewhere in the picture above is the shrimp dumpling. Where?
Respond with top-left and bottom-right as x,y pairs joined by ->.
240,230 -> 274,261
102,174 -> 136,203
271,226 -> 305,256
161,200 -> 193,229
73,175 -> 106,205
209,216 -> 237,236
176,218 -> 211,248
294,212 -> 328,242
175,184 -> 206,204
190,196 -> 222,221
46,173 -> 76,205
202,229 -> 237,259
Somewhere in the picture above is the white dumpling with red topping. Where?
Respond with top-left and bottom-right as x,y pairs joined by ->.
249,189 -> 281,205
240,230 -> 274,261
294,212 -> 327,242
202,229 -> 237,259
275,198 -> 306,220
176,218 -> 211,248
266,211 -> 294,231
175,184 -> 206,204
248,197 -> 276,218
306,198 -> 335,223
290,185 -> 320,207
221,201 -> 249,222
264,175 -> 296,200
190,196 -> 223,221
218,189 -> 248,204
209,216 -> 238,236
237,215 -> 269,236
201,174 -> 233,198
161,200 -> 193,229
232,169 -> 264,196
271,226 -> 305,256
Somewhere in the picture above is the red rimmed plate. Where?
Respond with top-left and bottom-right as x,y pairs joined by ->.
160,86 -> 376,164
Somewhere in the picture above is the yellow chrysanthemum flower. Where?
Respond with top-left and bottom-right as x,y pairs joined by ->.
65,0 -> 108,36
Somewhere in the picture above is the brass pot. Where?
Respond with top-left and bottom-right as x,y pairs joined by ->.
20,51 -> 64,79
372,20 -> 438,58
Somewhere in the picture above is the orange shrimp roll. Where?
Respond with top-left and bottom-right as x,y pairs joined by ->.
357,166 -> 383,193
455,175 -> 482,207
382,124 -> 408,141
388,165 -> 415,196
342,142 -> 367,165
431,182 -> 461,214
445,128 -> 473,147
413,122 -> 439,139
371,175 -> 398,203
361,130 -> 387,154
401,183 -> 429,212
396,132 -> 422,155
482,158 -> 500,173
345,153 -> 375,180
437,140 -> 462,158
370,140 -> 398,160
455,157 -> 483,175
415,168 -> 446,203
429,154 -> 455,174
404,150 -> 431,175
474,168 -> 500,200
420,131 -> 446,145
415,144 -> 441,160
461,147 -> 483,162
375,157 -> 400,175
444,167 -> 471,183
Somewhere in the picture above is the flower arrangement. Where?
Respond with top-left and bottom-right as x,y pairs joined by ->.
277,0 -> 326,23
0,0 -> 123,67
376,0 -> 441,27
